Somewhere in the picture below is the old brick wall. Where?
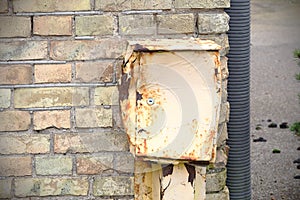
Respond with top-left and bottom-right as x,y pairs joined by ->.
0,0 -> 230,199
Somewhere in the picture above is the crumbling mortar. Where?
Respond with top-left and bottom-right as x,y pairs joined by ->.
171,0 -> 176,11
32,155 -> 37,177
28,110 -> 34,132
46,40 -> 51,60
70,107 -> 77,132
11,177 -> 16,199
15,11 -> 104,16
153,13 -> 158,37
113,13 -> 119,36
89,87 -> 95,106
49,132 -> 55,156
87,176 -> 95,197
71,15 -> 76,37
90,0 -> 95,10
9,87 -> 14,110
71,62 -> 76,82
72,155 -> 77,176
7,0 -> 13,14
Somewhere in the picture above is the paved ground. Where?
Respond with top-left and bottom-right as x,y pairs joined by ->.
250,0 -> 300,199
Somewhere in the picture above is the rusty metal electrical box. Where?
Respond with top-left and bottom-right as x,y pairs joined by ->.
120,38 -> 222,162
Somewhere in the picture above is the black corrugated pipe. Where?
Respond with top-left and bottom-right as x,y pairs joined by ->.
225,0 -> 251,199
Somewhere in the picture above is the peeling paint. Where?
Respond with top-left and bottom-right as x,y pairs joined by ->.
162,164 -> 173,177
161,163 -> 195,200
184,163 -> 196,186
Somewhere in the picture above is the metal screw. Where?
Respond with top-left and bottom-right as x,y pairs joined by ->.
147,98 -> 155,105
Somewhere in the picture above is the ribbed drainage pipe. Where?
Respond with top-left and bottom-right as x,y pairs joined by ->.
225,0 -> 251,199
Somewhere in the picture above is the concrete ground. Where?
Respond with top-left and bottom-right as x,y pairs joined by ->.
250,0 -> 300,199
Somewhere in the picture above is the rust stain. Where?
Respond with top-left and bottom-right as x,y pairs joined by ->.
123,52 -> 140,74
143,139 -> 148,153
136,139 -> 148,155
136,86 -> 162,128
212,51 -> 222,85
209,130 -> 215,140
133,44 -> 151,52
210,144 -> 217,163
191,119 -> 198,131
213,52 -> 221,67
134,182 -> 140,197
180,151 -> 197,161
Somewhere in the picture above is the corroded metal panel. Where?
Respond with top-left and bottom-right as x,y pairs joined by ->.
120,39 -> 222,162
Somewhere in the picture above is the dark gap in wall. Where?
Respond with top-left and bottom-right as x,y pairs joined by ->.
91,0 -> 95,10
31,16 -> 34,37
194,12 -> 199,37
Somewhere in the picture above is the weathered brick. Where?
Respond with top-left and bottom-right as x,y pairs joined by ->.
219,102 -> 230,123
95,86 -> 119,106
174,0 -> 230,8
15,177 -> 89,197
76,154 -> 113,175
94,176 -> 133,196
34,16 -> 72,36
157,14 -> 194,34
0,178 -> 12,198
112,105 -> 124,128
14,87 -> 89,108
0,16 -> 31,37
103,1 -> 127,11
215,147 -> 228,168
221,82 -> 228,103
0,41 -> 47,61
35,155 -> 73,175
50,39 -> 128,61
198,13 -> 230,34
95,0 -> 172,11
54,132 -> 129,153
34,64 -> 72,83
199,34 -> 229,56
0,65 -> 32,84
220,56 -> 229,80
33,110 -> 70,130
0,111 -> 30,131
13,0 -> 91,12
76,108 -> 112,128
0,0 -> 8,13
114,152 -> 134,174
75,61 -> 113,83
0,156 -> 32,176
75,15 -> 114,36
206,186 -> 229,200
206,168 -> 227,192
217,123 -> 228,147
0,89 -> 10,108
132,0 -> 172,10
119,15 -> 155,35
26,198 -> 113,200
115,59 -> 123,82
0,134 -> 50,154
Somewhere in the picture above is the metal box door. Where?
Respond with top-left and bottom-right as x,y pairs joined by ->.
120,39 -> 222,162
